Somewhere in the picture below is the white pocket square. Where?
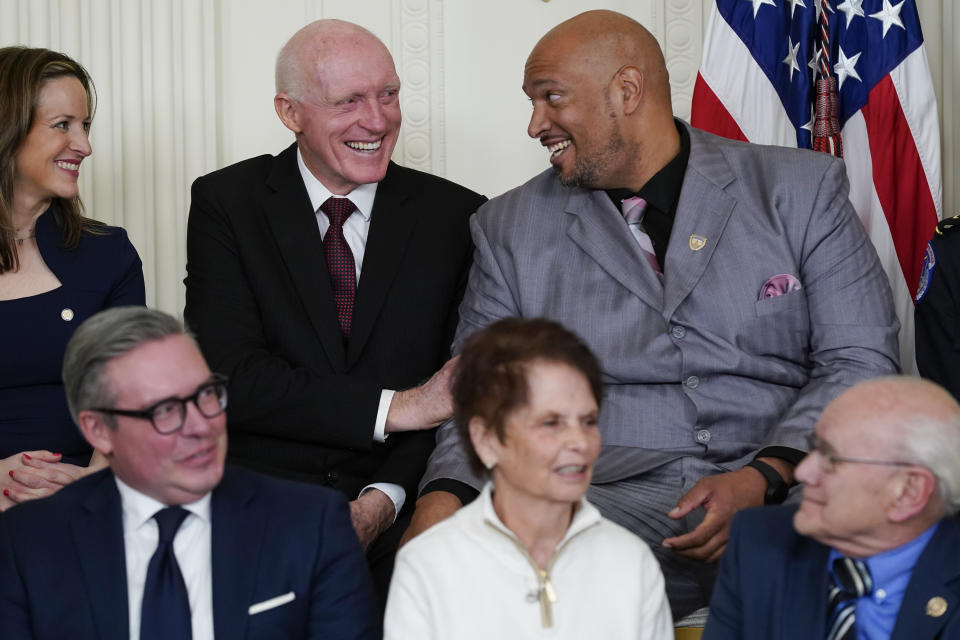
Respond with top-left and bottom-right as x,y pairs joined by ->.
248,591 -> 295,616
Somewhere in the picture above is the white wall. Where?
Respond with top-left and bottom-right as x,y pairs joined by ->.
1,0 -> 955,313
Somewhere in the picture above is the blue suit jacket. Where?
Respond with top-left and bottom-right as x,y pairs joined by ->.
704,505 -> 960,639
0,467 -> 377,639
0,209 -> 144,465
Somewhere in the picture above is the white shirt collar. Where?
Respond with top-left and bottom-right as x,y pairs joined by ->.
296,147 -> 377,220
478,482 -> 601,546
114,475 -> 212,531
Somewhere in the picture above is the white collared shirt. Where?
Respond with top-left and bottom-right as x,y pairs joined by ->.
297,151 -> 378,283
116,477 -> 214,640
296,149 -> 404,519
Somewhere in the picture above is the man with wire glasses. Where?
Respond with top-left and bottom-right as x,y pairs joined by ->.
0,307 -> 377,640
704,376 -> 960,640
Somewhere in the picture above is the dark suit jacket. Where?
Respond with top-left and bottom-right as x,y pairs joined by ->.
184,144 -> 485,502
704,505 -> 960,640
0,467 -> 377,640
0,209 -> 144,465
916,215 -> 960,401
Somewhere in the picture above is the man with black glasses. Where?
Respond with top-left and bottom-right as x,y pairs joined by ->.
0,307 -> 377,640
705,376 -> 960,640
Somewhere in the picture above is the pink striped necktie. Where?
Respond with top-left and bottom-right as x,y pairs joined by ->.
620,196 -> 662,276
319,197 -> 357,338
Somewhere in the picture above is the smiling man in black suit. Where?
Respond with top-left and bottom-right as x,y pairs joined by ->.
184,19 -> 485,601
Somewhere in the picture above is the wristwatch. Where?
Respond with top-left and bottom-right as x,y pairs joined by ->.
746,459 -> 789,505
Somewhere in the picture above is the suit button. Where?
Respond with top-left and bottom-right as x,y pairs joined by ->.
325,470 -> 340,486
685,375 -> 699,389
695,429 -> 712,443
671,325 -> 686,340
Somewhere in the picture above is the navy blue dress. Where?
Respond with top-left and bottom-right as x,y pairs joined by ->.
0,209 -> 145,466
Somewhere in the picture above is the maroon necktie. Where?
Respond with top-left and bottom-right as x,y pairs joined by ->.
319,197 -> 357,338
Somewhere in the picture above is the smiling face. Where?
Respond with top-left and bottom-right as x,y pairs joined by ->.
278,32 -> 401,195
13,75 -> 92,209
473,361 -> 602,509
82,335 -> 227,505
523,36 -> 629,190
793,394 -> 902,553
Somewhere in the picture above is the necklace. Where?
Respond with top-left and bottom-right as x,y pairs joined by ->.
14,224 -> 36,246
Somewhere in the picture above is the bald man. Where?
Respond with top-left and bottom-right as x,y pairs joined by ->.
409,10 -> 899,618
705,377 -> 960,639
184,19 -> 485,601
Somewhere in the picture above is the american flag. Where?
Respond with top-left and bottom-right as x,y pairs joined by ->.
691,0 -> 942,371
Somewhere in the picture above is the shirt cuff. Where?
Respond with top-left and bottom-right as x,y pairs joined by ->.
373,389 -> 395,443
359,483 -> 405,522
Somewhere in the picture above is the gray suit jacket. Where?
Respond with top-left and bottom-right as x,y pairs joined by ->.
423,123 -> 899,491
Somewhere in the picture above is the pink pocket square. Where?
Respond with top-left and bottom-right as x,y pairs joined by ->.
759,274 -> 802,299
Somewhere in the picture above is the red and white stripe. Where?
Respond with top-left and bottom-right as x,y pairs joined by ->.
691,6 -> 942,372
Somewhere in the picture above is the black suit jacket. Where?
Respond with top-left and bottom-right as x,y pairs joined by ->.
184,144 -> 485,502
0,467 -> 377,640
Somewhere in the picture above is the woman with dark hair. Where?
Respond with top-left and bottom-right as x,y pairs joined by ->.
0,47 -> 144,509
385,318 -> 672,639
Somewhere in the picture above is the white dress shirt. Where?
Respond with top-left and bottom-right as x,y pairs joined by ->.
297,149 -> 404,518
116,477 -> 214,640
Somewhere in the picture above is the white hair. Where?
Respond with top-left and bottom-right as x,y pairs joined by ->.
274,19 -> 386,101
899,413 -> 960,515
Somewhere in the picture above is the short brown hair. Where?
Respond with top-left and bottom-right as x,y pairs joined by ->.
453,318 -> 603,475
63,307 -> 191,428
0,46 -> 101,273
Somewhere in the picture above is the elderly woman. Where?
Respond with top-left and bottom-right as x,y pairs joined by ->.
385,318 -> 672,639
0,47 -> 144,509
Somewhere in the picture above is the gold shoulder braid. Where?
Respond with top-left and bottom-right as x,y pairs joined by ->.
934,214 -> 960,236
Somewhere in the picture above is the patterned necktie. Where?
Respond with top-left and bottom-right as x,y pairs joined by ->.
320,197 -> 358,338
826,557 -> 873,640
620,196 -> 662,276
141,506 -> 192,640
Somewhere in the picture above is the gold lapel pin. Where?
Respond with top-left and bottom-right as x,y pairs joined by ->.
926,596 -> 947,617
61,308 -> 74,322
689,234 -> 707,251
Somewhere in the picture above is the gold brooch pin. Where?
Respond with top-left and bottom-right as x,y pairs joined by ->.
689,235 -> 707,251
926,596 -> 947,617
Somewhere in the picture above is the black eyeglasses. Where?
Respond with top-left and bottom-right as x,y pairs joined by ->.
92,375 -> 229,435
805,433 -> 915,474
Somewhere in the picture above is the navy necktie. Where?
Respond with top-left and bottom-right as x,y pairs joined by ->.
320,197 -> 358,338
826,556 -> 873,640
141,506 -> 192,640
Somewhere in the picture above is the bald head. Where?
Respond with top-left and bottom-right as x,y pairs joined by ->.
531,10 -> 671,110
272,19 -> 401,194
523,10 -> 678,191
830,376 -> 960,446
276,19 -> 393,101
835,377 -> 960,512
